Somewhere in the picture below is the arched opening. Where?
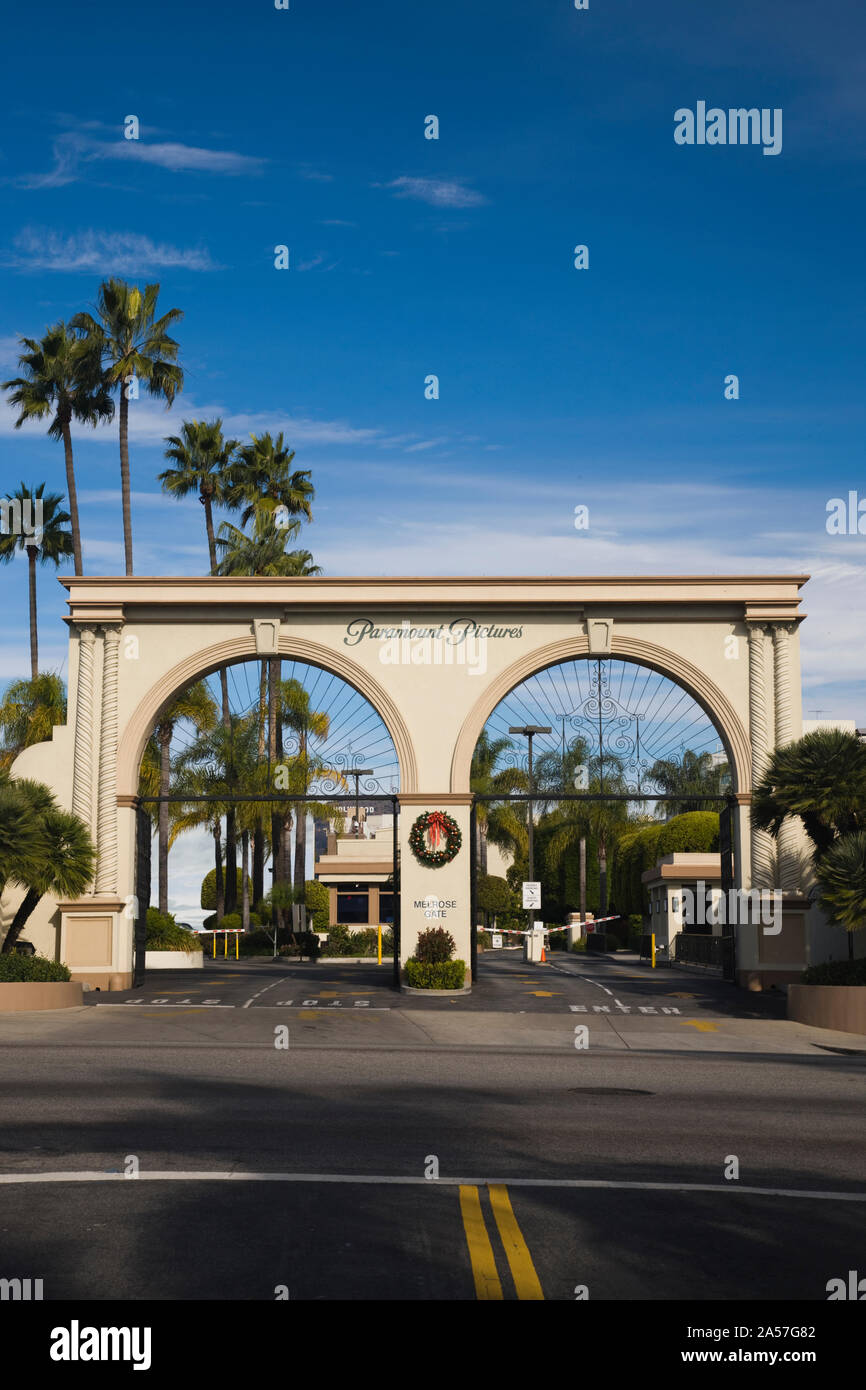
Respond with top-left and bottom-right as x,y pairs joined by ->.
468,655 -> 740,977
132,654 -> 402,975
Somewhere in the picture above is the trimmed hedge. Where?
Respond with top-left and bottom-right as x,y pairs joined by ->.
415,927 -> 455,964
0,953 -> 71,982
200,868 -> 251,910
656,811 -> 719,857
801,958 -> 866,986
405,959 -> 466,989
145,908 -> 203,953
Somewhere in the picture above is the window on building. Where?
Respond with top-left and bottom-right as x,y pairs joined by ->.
379,892 -> 395,924
337,892 -> 369,924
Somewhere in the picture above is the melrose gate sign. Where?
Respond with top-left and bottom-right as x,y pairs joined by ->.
6,574 -> 810,990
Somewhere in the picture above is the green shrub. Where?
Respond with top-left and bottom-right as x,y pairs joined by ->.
278,932 -> 320,958
405,959 -> 466,989
253,899 -> 272,926
220,913 -> 242,931
145,907 -> 203,953
304,879 -> 331,932
321,924 -> 355,957
476,930 -> 492,950
415,926 -> 455,964
657,811 -> 720,857
0,953 -> 71,982
201,868 -> 252,910
202,912 -> 217,931
801,957 -> 866,986
570,938 -> 587,953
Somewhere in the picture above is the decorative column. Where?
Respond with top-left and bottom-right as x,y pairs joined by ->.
747,623 -> 774,888
95,624 -> 121,894
71,625 -> 97,875
772,622 -> 800,890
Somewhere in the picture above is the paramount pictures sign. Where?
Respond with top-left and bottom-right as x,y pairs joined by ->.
343,618 -> 524,675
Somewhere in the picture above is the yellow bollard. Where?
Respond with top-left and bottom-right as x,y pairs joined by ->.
377,923 -> 382,966
224,932 -> 227,958
651,933 -> 656,969
236,931 -> 239,960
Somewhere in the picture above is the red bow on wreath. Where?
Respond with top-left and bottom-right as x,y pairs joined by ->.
426,811 -> 450,849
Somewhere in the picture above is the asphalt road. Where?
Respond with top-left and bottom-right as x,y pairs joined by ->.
0,950 -> 864,1301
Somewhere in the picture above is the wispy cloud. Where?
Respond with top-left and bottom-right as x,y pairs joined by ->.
5,228 -> 219,274
378,176 -> 487,208
19,132 -> 266,189
0,334 -> 23,367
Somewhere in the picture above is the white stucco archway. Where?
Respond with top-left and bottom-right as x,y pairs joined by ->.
5,572 -> 809,989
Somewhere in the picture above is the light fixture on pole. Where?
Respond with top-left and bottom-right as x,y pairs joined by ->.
347,769 -> 374,837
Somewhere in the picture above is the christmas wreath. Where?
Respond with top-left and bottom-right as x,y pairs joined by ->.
409,810 -> 462,867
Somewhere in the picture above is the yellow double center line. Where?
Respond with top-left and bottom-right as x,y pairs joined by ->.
458,1184 -> 544,1300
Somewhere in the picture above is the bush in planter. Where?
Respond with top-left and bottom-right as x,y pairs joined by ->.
321,924 -> 355,957
415,926 -> 456,964
0,953 -> 71,982
476,930 -> 492,951
145,908 -> 203,953
278,933 -> 320,958
405,959 -> 466,989
801,958 -> 866,986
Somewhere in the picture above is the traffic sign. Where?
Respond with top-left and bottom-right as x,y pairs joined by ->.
522,881 -> 541,909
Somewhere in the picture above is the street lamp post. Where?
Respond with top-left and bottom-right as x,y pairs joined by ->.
347,769 -> 375,837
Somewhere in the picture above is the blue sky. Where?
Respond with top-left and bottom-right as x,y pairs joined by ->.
1,0 -> 864,719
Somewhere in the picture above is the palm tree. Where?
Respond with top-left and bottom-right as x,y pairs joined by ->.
535,736 -> 592,916
72,280 -> 183,574
152,682 -> 218,913
2,785 -> 94,953
0,773 -> 51,910
215,522 -> 322,914
470,730 -> 529,873
158,418 -> 241,732
2,323 -> 114,575
280,678 -> 330,930
752,729 -> 866,858
0,674 -> 66,773
545,756 -> 630,915
0,484 -> 72,678
815,832 -> 866,960
225,432 -> 314,534
648,748 -> 729,817
171,714 -> 260,918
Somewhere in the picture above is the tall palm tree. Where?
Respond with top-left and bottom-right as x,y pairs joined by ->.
225,432 -> 314,534
535,735 -> 592,915
280,678 -> 330,930
171,714 -> 260,918
158,418 -> 241,732
545,756 -> 630,915
215,522 -> 322,913
0,484 -> 72,678
151,682 -> 218,913
72,280 -> 183,574
159,419 -> 241,571
649,748 -> 729,817
470,730 -> 517,873
0,673 -> 67,773
2,323 -> 113,575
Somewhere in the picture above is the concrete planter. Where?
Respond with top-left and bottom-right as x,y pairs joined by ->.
144,951 -> 204,970
401,981 -> 472,996
788,984 -> 866,1036
0,981 -> 83,1011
